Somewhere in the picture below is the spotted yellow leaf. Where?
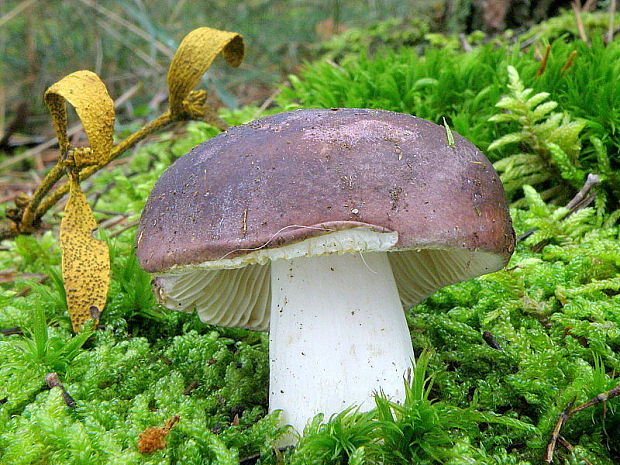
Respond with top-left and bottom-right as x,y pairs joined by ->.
167,27 -> 244,117
44,70 -> 114,165
45,70 -> 114,332
60,174 -> 110,332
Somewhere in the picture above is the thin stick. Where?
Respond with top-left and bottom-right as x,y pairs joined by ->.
572,1 -> 590,45
557,437 -> 594,465
19,162 -> 65,232
252,88 -> 281,120
569,383 -> 620,415
546,399 -> 575,463
0,327 -> 23,336
520,34 -> 540,50
167,0 -> 189,27
458,33 -> 473,52
15,274 -> 49,297
0,0 -> 37,27
240,447 -> 293,465
482,331 -> 502,350
546,383 -> 620,463
45,372 -> 76,408
536,45 -> 551,77
0,85 -> 4,139
77,0 -> 174,58
0,103 -> 29,150
565,173 -> 600,212
0,271 -> 46,284
583,0 -> 598,11
95,18 -> 164,71
93,208 -> 135,216
99,214 -> 128,230
608,0 -> 617,45
108,220 -> 138,238
0,133 -> 65,172
520,173 -> 600,244
560,51 -> 578,74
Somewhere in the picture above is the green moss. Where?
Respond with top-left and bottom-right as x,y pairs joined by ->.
314,16 -> 431,62
522,9 -> 620,43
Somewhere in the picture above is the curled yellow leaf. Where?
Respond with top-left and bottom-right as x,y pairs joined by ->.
44,70 -> 114,166
167,27 -> 244,117
43,70 -> 114,331
60,173 -> 110,332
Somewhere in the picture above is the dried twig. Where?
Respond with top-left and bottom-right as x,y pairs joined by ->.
458,33 -> 473,52
572,1 -> 590,45
583,0 -> 598,12
557,436 -> 594,465
570,383 -> 620,415
77,0 -> 174,58
546,383 -> 620,463
239,453 -> 262,465
536,45 -> 551,76
482,331 -> 502,350
108,220 -> 139,238
95,18 -> 164,71
0,0 -> 37,27
252,88 -> 282,120
0,132 -> 66,172
0,103 -> 29,151
0,327 -> 23,336
560,51 -> 578,74
240,447 -> 293,465
520,34 -> 540,50
608,0 -> 617,45
93,208 -> 133,216
546,399 -> 575,463
183,381 -> 199,396
518,174 -> 601,244
0,270 -> 46,284
565,173 -> 600,212
99,214 -> 128,230
15,274 -> 49,298
45,372 -> 76,408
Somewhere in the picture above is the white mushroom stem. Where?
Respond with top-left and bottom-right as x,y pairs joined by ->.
269,251 -> 415,441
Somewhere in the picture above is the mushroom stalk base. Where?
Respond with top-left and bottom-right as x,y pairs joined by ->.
269,251 -> 414,442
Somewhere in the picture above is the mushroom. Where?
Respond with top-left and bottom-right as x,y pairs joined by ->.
136,108 -> 515,438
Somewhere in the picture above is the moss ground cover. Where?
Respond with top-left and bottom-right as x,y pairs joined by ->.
2,24 -> 620,465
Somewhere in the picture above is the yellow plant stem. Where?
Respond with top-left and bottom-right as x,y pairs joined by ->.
20,162 -> 66,233
35,112 -> 175,221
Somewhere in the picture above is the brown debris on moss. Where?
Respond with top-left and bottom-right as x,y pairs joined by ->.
137,415 -> 180,455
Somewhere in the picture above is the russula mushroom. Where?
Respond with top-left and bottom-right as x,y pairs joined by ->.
136,108 -> 515,437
